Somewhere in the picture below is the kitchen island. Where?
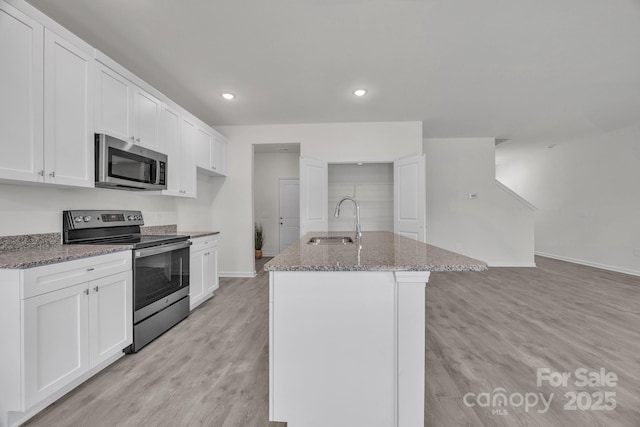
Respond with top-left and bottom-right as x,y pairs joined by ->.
264,231 -> 487,427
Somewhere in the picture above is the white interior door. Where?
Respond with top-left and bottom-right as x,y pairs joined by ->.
279,178 -> 300,252
299,157 -> 328,237
394,154 -> 426,242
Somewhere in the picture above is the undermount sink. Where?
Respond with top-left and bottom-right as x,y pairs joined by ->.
307,236 -> 354,245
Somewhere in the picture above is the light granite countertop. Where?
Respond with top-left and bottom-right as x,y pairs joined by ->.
0,227 -> 219,269
179,231 -> 220,239
264,231 -> 488,272
0,244 -> 131,269
141,225 -> 219,239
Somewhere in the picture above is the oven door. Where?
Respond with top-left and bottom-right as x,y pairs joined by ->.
133,241 -> 191,323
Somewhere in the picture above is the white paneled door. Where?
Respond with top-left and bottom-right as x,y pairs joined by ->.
299,157 -> 328,237
279,178 -> 300,252
394,154 -> 426,242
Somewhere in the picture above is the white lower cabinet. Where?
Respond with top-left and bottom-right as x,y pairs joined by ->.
23,282 -> 89,408
189,235 -> 219,310
0,252 -> 132,427
88,271 -> 132,367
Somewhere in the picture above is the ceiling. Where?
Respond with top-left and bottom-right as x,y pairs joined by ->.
25,0 -> 640,140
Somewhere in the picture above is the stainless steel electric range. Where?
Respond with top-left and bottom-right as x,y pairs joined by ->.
63,210 -> 191,353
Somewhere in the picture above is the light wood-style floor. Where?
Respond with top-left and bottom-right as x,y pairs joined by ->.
23,256 -> 640,427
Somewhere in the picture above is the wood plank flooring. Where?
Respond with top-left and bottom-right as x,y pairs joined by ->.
23,256 -> 640,427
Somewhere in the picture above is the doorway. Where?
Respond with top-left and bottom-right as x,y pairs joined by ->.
252,143 -> 300,257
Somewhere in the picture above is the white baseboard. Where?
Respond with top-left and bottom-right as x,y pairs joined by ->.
262,252 -> 277,257
487,261 -> 537,267
219,271 -> 257,278
535,252 -> 640,277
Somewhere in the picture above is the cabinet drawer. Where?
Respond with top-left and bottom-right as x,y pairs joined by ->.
22,251 -> 131,299
190,235 -> 218,253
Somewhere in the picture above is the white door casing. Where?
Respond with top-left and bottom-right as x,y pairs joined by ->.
279,178 -> 300,252
299,157 -> 328,237
394,154 -> 426,242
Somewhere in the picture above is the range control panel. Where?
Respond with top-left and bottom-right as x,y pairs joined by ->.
63,210 -> 144,230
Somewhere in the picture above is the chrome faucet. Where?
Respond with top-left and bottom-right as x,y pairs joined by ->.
334,196 -> 362,241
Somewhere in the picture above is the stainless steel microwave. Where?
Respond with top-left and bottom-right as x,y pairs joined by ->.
95,134 -> 167,191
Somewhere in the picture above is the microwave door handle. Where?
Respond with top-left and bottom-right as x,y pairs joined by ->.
150,161 -> 158,185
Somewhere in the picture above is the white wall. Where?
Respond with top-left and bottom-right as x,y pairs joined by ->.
496,123 -> 640,275
0,175 -> 216,236
253,152 -> 300,256
424,138 -> 535,267
328,163 -> 393,233
215,121 -> 422,276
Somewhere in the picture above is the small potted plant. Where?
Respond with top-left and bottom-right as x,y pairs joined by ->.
255,222 -> 264,259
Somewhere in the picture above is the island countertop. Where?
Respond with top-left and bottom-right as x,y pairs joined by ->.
264,231 -> 488,272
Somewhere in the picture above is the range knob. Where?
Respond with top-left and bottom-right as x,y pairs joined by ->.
83,216 -> 92,222
128,215 -> 134,221
136,215 -> 142,220
74,216 -> 83,223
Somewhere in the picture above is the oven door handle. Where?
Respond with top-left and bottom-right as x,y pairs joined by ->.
134,241 -> 192,258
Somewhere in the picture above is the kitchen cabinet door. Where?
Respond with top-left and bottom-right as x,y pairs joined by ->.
190,248 -> 206,310
160,102 -> 181,195
211,134 -> 227,176
195,125 -> 213,170
196,127 -> 227,177
190,235 -> 219,309
179,116 -> 197,198
43,29 -> 94,187
88,271 -> 132,367
23,282 -> 90,409
95,63 -> 133,142
0,1 -> 44,183
205,245 -> 219,294
132,86 -> 161,150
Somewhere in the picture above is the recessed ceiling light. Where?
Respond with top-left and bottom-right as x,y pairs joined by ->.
353,89 -> 367,97
221,92 -> 235,100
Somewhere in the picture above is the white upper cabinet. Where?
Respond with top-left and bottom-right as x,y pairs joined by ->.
95,55 -> 162,150
179,114 -> 197,197
132,85 -> 161,150
43,29 -> 94,187
0,1 -> 44,183
0,1 -> 93,188
0,0 -> 222,194
194,125 -> 213,169
211,132 -> 227,176
195,123 -> 227,177
95,63 -> 133,143
160,101 -> 181,195
159,101 -> 196,198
